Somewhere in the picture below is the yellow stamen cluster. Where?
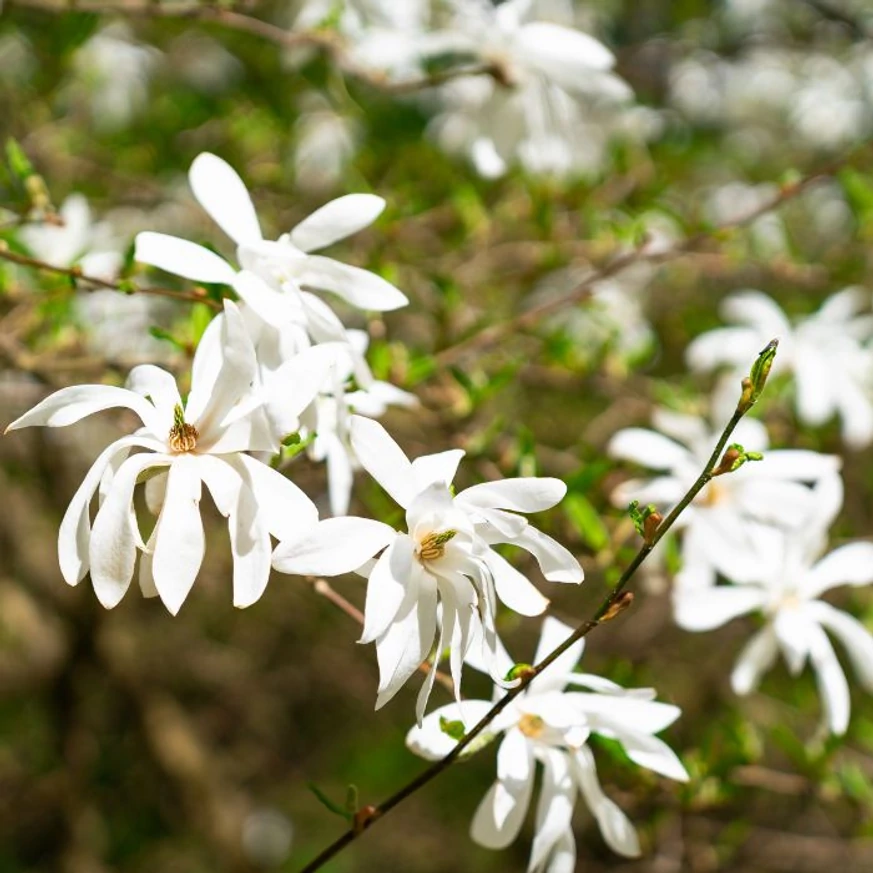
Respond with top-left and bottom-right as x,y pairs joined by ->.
417,529 -> 457,562
168,404 -> 198,453
518,713 -> 545,739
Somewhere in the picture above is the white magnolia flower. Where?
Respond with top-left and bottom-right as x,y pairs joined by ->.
608,403 -> 841,588
431,0 -> 633,178
687,288 -> 873,448
19,193 -> 123,280
4,302 -> 330,614
407,617 -> 688,869
273,417 -> 582,719
134,152 -> 407,341
674,477 -> 873,735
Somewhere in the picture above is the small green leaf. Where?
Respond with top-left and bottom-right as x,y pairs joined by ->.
564,493 -> 608,552
439,716 -> 466,741
307,782 -> 352,822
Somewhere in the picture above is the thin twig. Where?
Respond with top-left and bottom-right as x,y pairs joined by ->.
296,346 -> 776,872
434,145 -> 870,367
0,246 -> 220,309
308,578 -> 455,695
5,0 -> 501,93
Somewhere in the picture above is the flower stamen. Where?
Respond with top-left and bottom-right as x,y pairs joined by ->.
518,713 -> 545,739
168,403 -> 198,453
417,529 -> 457,562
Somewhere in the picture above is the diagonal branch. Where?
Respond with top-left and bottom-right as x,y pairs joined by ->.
296,343 -> 778,872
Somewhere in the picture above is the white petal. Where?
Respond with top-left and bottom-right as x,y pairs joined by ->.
296,255 -> 408,311
485,550 -> 549,616
90,453 -> 168,609
325,433 -> 354,517
134,232 -> 237,284
529,617 -> 585,694
405,699 -> 496,760
807,621 -> 851,735
6,384 -> 160,435
232,270 -> 301,326
229,473 -> 273,608
189,152 -> 262,246
731,626 -> 780,695
289,193 -> 385,252
138,526 -> 159,598
125,364 -> 183,437
574,746 -> 641,858
497,726 -> 533,787
151,455 -> 205,615
686,327 -> 760,372
471,773 -> 534,850
516,23 -> 615,92
272,517 -> 395,575
543,829 -> 576,873
458,478 -> 566,513
721,290 -> 791,334
58,436 -> 161,586
609,728 -> 689,782
607,428 -> 693,471
673,586 -> 766,632
410,449 -> 465,492
802,542 -> 873,599
794,348 -> 836,426
752,449 -> 840,482
511,524 -> 583,584
568,694 -> 682,734
349,416 -> 415,507
360,537 -> 412,644
808,601 -> 873,693
529,748 -> 576,871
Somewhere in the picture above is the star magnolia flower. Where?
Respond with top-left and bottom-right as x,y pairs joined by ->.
686,288 -> 873,448
272,417 -> 582,720
431,0 -> 632,178
407,617 -> 688,869
134,152 -> 407,340
4,301 -> 330,614
608,403 -> 840,588
674,476 -> 873,735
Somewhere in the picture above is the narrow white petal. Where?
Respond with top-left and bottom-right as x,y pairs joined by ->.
485,550 -> 549,617
296,255 -> 408,311
568,694 -> 682,734
134,232 -> 237,284
289,193 -> 385,252
410,449 -> 465,492
471,773 -> 534,850
607,428 -> 693,471
511,525 -> 583,584
458,478 -> 566,513
686,327 -> 759,372
189,152 -> 262,246
802,542 -> 873,599
529,748 -> 576,871
349,416 -> 415,507
151,455 -> 205,615
731,626 -> 780,695
360,538 -> 412,644
90,453 -> 167,609
609,728 -> 689,782
497,726 -> 532,787
673,585 -> 766,632
138,526 -> 159,598
6,384 -> 160,434
807,621 -> 851,735
228,474 -> 273,608
808,601 -> 873,693
232,270 -> 301,326
530,616 -> 585,694
574,746 -> 641,858
126,364 -> 183,437
272,517 -> 394,576
325,434 -> 354,517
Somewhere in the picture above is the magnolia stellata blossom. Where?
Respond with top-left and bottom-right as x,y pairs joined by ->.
273,417 -> 582,720
4,301 -> 332,614
407,617 -> 688,868
674,476 -> 873,735
608,403 -> 840,588
134,152 -> 407,342
431,0 -> 633,178
686,288 -> 873,448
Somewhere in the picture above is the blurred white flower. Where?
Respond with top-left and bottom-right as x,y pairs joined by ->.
273,417 -> 582,720
19,194 -> 123,281
686,289 -> 873,448
430,0 -> 635,178
608,401 -> 841,588
293,99 -> 361,193
674,476 -> 873,735
407,617 -> 688,867
4,302 -> 324,614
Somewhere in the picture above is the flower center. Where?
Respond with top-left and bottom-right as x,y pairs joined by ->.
168,404 -> 198,453
701,479 -> 726,506
416,530 -> 457,563
518,714 -> 545,739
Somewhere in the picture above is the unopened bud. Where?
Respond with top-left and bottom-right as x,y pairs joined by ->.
601,591 -> 634,622
713,443 -> 764,476
643,511 -> 663,545
505,662 -> 536,683
629,500 -> 660,541
739,339 -> 778,412
353,805 -> 379,834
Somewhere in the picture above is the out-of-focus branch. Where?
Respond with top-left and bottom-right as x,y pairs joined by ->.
5,0 -> 501,93
434,143 -> 871,367
296,345 -> 777,873
0,245 -> 221,309
308,577 -> 454,695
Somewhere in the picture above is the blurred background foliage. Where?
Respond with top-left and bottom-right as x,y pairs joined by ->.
4,0 -> 873,871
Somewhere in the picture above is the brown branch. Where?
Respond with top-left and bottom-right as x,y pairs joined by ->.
0,245 -> 221,309
296,346 -> 777,872
434,143 -> 871,368
5,0 -> 501,93
308,577 -> 455,695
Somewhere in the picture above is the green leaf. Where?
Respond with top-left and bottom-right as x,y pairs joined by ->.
307,782 -> 352,822
439,716 -> 465,741
564,493 -> 608,552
